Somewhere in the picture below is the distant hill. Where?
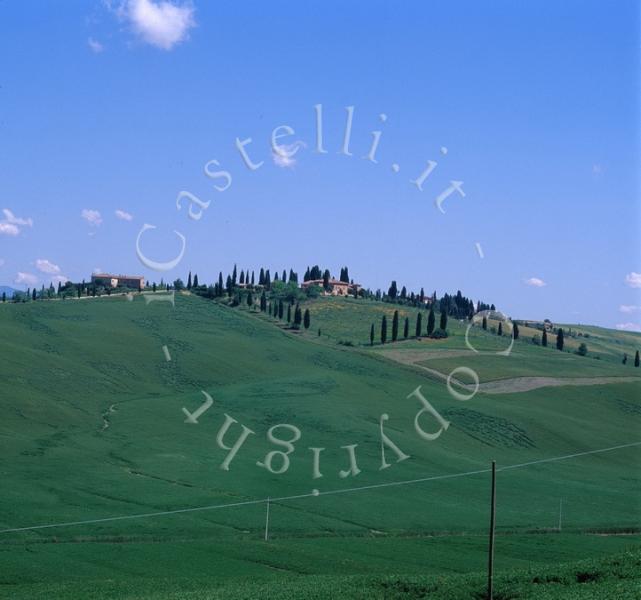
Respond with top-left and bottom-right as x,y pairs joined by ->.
0,285 -> 18,298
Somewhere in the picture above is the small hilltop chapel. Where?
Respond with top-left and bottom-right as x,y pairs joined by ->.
91,273 -> 145,291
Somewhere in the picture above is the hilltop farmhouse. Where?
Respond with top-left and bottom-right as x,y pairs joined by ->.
91,273 -> 145,291
301,278 -> 361,297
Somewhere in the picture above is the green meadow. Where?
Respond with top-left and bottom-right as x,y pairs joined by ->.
0,294 -> 640,598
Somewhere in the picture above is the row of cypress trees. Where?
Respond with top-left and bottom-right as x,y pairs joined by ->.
371,307 -> 447,345
259,293 -> 311,330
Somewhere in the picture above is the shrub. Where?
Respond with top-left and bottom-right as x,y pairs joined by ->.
429,328 -> 448,339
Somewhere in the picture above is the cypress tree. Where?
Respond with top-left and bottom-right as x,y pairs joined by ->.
193,274 -> 199,288
1,292 -> 5,303
287,304 -> 291,322
381,315 -> 388,344
32,288 -> 37,301
294,304 -> 302,326
370,323 -> 375,346
247,291 -> 253,307
542,329 -> 548,347
622,353 -> 628,365
556,328 -> 564,351
635,350 -> 640,367
415,313 -> 423,337
482,316 -> 488,330
251,271 -> 255,286
323,269 -> 330,290
259,268 -> 265,286
232,264 -> 237,286
513,322 -> 520,339
403,317 -> 409,339
303,309 -> 310,329
218,272 -> 224,296
392,310 -> 399,341
260,291 -> 267,311
152,282 -> 157,292
439,311 -> 447,331
187,271 -> 192,289
278,299 -> 284,319
498,322 -> 503,336
427,307 -> 435,335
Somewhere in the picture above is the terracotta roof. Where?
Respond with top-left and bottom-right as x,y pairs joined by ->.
301,278 -> 359,287
92,274 -> 145,280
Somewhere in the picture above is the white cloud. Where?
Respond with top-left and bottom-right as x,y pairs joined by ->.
625,272 -> 641,288
35,259 -> 61,275
0,223 -> 19,236
117,0 -> 196,50
3,209 -> 33,227
93,267 -> 103,274
272,151 -> 296,168
524,277 -> 546,288
81,209 -> 103,226
272,142 -> 305,168
0,259 -> 5,267
115,209 -> 133,221
619,305 -> 641,314
15,272 -> 38,286
616,322 -> 641,332
51,275 -> 69,285
0,208 -> 33,235
88,37 -> 104,53
592,163 -> 604,176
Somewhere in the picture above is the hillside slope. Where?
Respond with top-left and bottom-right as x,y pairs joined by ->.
0,295 -> 639,598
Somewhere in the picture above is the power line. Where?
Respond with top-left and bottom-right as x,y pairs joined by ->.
1,440 -> 639,535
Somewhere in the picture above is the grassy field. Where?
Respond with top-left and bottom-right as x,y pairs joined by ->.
0,294 -> 639,598
298,297 -> 641,364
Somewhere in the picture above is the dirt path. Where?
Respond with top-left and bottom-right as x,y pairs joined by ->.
477,375 -> 641,394
376,349 -> 641,394
375,348 -> 480,363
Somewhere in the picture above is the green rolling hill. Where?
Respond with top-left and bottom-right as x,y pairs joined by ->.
0,294 -> 639,599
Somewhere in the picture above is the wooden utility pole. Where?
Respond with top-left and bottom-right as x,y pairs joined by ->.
487,460 -> 497,600
558,498 -> 563,532
264,497 -> 271,541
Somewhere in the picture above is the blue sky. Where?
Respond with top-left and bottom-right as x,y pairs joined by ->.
0,0 -> 639,329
